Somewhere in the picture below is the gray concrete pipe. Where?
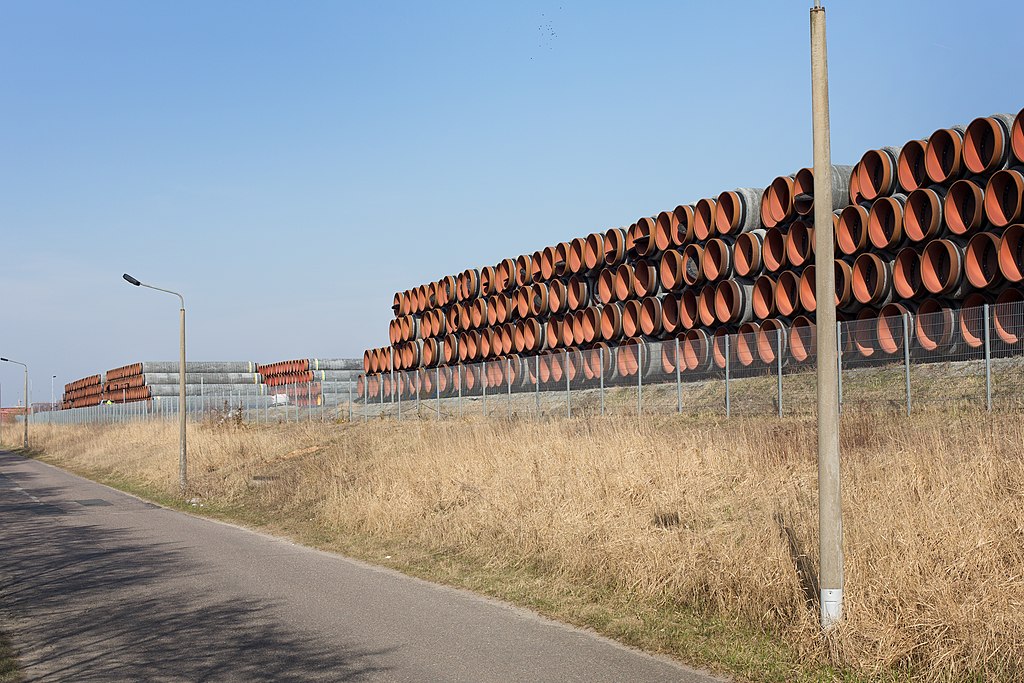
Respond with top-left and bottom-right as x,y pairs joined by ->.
144,373 -> 261,385
142,361 -> 256,374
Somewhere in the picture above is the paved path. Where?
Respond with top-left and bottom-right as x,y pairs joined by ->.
0,452 -> 722,682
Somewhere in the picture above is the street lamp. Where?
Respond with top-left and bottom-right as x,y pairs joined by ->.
51,375 -> 57,411
123,273 -> 188,494
1,358 -> 29,449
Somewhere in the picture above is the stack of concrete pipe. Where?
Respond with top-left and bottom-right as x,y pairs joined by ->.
62,375 -> 103,408
360,107 -> 1024,398
256,358 -> 361,407
102,361 -> 262,403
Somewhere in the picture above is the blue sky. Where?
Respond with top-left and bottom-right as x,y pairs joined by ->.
2,0 -> 1022,403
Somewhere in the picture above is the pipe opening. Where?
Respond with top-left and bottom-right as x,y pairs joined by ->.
994,288 -> 1024,344
984,169 -> 1024,227
965,232 -> 1002,289
775,270 -> 800,317
837,205 -> 869,256
904,188 -> 943,243
925,128 -> 964,185
763,227 -> 787,272
790,316 -> 816,362
964,116 -> 1009,175
752,275 -> 776,319
793,167 -> 815,215
914,299 -> 955,352
897,140 -> 928,193
999,224 -> 1024,282
944,179 -> 984,235
893,248 -> 923,300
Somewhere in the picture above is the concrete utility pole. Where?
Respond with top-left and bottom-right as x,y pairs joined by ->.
123,273 -> 188,495
810,0 -> 843,630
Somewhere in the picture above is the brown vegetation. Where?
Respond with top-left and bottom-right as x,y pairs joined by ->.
18,410 -> 1024,682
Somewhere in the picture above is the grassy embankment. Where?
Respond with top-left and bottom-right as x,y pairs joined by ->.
11,409 -> 1024,682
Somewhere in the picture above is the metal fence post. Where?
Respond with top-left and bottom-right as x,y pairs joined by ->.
836,320 -> 843,415
636,345 -> 642,417
506,357 -> 512,419
308,382 -> 312,422
983,304 -> 992,411
397,371 -> 402,421
776,328 -> 783,418
535,354 -> 541,417
436,366 -> 441,420
903,312 -> 912,416
416,372 -> 421,418
675,339 -> 682,414
724,335 -> 731,418
599,347 -> 605,417
565,349 -> 571,419
458,365 -> 463,418
482,362 -> 487,418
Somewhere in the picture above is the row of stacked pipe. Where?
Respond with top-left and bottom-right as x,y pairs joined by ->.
359,107 -> 1024,399
61,359 -> 360,409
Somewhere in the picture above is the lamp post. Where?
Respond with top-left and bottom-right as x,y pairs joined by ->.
1,358 -> 29,449
51,375 -> 56,412
123,273 -> 187,494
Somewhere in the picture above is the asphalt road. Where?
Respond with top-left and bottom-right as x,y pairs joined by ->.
0,451 -> 723,682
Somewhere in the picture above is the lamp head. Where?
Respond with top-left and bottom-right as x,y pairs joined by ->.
123,273 -> 142,286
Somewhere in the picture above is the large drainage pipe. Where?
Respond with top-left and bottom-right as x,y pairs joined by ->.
640,296 -> 664,337
789,315 -> 816,364
850,307 -> 880,358
567,275 -> 590,310
852,252 -> 894,307
960,293 -> 992,349
548,280 -> 568,316
837,203 -> 870,257
944,178 -> 986,235
984,169 -> 1024,227
654,210 -> 679,252
964,231 -> 1003,289
682,329 -> 713,374
999,223 -> 1024,283
914,299 -> 958,353
613,263 -> 636,301
893,247 -> 924,300
774,270 -> 802,317
877,302 -> 915,355
596,267 -> 617,304
659,250 -> 685,291
693,197 -> 717,242
584,232 -> 605,272
897,139 -> 929,193
921,238 -> 969,298
752,274 -> 776,320
756,319 -> 788,365
785,220 -> 814,268
733,229 -> 766,278
673,204 -> 697,247
994,288 -> 1024,345
702,238 -> 733,281
1013,108 -> 1024,164
679,289 -> 700,330
604,227 -> 627,267
698,284 -> 718,328
662,294 -> 681,334
867,193 -> 909,251
793,165 -> 853,216
715,187 -> 764,236
621,299 -> 643,338
682,244 -> 705,286
761,174 -> 795,228
715,279 -> 754,325
903,187 -> 947,243
964,113 -> 1016,176
924,125 -> 967,185
600,302 -> 624,342
857,146 -> 902,201
567,236 -> 587,275
762,226 -> 788,272
633,259 -> 660,298
736,321 -> 761,367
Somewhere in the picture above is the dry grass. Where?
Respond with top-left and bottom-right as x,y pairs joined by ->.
14,410 -> 1024,682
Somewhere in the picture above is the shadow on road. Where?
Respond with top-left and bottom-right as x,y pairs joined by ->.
0,455 -> 393,682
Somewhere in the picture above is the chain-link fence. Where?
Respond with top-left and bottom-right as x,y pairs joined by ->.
27,300 -> 1024,428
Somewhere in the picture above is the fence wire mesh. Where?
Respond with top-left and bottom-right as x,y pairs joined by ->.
27,301 -> 1024,427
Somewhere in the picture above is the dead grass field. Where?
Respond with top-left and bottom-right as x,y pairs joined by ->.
12,410 -> 1024,682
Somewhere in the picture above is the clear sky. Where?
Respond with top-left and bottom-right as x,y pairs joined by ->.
2,0 -> 1022,404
